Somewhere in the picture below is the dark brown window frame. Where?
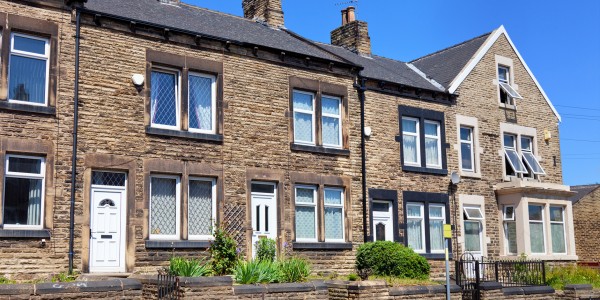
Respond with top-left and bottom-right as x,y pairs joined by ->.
0,13 -> 58,115
145,49 -> 224,142
290,171 -> 352,250
142,158 -> 224,248
289,76 -> 350,156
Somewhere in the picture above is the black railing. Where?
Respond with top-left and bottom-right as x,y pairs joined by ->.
157,273 -> 179,300
456,257 -> 546,300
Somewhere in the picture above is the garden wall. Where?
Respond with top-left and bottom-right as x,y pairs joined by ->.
0,278 -> 142,299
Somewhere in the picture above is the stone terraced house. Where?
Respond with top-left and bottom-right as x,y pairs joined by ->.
569,184 -> 600,263
0,0 -> 577,280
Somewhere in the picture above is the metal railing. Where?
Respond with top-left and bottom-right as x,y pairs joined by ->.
157,273 -> 179,300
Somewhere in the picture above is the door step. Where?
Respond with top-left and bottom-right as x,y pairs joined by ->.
79,273 -> 133,281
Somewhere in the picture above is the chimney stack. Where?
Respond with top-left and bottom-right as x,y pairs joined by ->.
331,6 -> 371,56
242,0 -> 285,28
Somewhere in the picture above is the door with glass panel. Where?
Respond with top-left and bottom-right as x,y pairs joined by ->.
89,171 -> 127,273
251,182 -> 277,258
372,200 -> 393,242
463,206 -> 485,260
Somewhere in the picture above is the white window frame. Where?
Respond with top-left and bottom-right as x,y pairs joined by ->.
528,204 -> 547,255
424,120 -> 442,169
294,185 -> 318,242
502,205 -> 517,255
324,187 -> 345,243
187,72 -> 217,135
498,65 -> 515,106
459,126 -> 475,172
428,204 -> 446,253
521,136 -> 546,176
463,206 -> 484,221
3,155 -> 46,230
503,133 -> 529,175
187,177 -> 217,241
292,90 -> 316,146
8,33 -> 50,106
549,206 -> 567,255
406,203 -> 425,253
150,68 -> 181,130
402,117 -> 421,167
149,175 -> 181,240
321,95 -> 343,149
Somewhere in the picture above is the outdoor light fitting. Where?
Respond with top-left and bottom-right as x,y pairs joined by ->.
131,74 -> 145,86
451,171 -> 461,185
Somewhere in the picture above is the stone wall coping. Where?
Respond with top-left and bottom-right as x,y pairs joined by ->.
564,284 -> 593,291
479,281 -> 503,290
233,281 -> 324,295
131,274 -> 233,288
326,280 -> 388,290
388,284 -> 461,296
0,279 -> 142,295
502,285 -> 555,295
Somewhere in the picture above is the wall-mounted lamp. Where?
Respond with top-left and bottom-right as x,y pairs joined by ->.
544,129 -> 552,142
131,74 -> 145,86
450,171 -> 461,185
364,126 -> 372,137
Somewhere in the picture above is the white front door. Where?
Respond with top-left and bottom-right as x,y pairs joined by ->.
90,186 -> 126,273
251,182 -> 277,258
372,200 -> 394,242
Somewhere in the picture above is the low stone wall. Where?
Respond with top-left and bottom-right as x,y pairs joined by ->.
327,280 -> 462,300
0,278 -> 142,299
558,284 -> 600,299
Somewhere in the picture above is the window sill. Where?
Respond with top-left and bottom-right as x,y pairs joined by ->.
460,171 -> 482,179
145,240 -> 211,249
292,242 -> 353,250
418,253 -> 453,260
0,101 -> 55,115
0,229 -> 51,238
145,126 -> 223,143
402,165 -> 448,175
290,144 -> 350,156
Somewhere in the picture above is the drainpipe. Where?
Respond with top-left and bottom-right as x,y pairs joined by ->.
354,76 -> 368,243
68,7 -> 82,275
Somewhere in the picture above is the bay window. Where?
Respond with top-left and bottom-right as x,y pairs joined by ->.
503,206 -> 517,255
528,204 -> 546,254
550,206 -> 566,254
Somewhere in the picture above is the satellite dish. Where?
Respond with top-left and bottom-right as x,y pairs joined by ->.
451,171 -> 461,185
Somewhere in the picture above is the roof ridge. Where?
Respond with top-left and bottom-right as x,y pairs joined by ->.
283,30 -> 359,67
410,31 -> 493,63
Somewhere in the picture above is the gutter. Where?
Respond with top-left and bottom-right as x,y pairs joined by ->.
354,76 -> 368,243
68,6 -> 82,275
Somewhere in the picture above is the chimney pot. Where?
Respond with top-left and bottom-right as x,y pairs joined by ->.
341,9 -> 348,25
347,6 -> 356,23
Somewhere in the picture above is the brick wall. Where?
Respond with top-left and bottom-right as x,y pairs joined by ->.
572,187 -> 600,262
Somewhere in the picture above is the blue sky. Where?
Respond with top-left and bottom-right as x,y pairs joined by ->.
186,0 -> 600,186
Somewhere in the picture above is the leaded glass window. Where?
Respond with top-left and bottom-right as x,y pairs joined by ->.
150,176 -> 180,239
188,73 -> 216,133
293,91 -> 315,145
188,179 -> 215,239
324,187 -> 344,241
150,70 -> 179,129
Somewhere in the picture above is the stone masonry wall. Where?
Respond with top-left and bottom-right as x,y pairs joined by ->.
0,1 -> 75,281
572,187 -> 600,262
74,17 -> 362,275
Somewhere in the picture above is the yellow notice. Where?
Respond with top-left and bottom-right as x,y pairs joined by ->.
443,224 -> 452,239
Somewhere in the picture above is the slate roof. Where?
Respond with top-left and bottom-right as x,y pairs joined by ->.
569,184 -> 600,204
410,32 -> 491,89
84,0 -> 346,63
317,43 -> 444,91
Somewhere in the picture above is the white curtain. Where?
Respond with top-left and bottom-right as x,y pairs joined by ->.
189,75 -> 213,131
429,220 -> 444,251
529,223 -> 545,253
27,179 -> 42,225
464,221 -> 481,252
551,224 -> 566,253
403,135 -> 417,163
425,137 -> 439,166
407,219 -> 423,251
505,222 -> 518,254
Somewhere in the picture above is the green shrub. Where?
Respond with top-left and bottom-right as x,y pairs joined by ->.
51,272 -> 78,283
278,257 -> 311,283
234,260 -> 280,284
256,238 -> 277,262
347,273 -> 359,281
356,241 -> 430,279
0,276 -> 15,284
169,257 -> 211,277
209,226 -> 240,275
546,266 -> 600,290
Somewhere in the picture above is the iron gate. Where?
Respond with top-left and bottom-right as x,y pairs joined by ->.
455,254 -> 546,300
157,273 -> 179,300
